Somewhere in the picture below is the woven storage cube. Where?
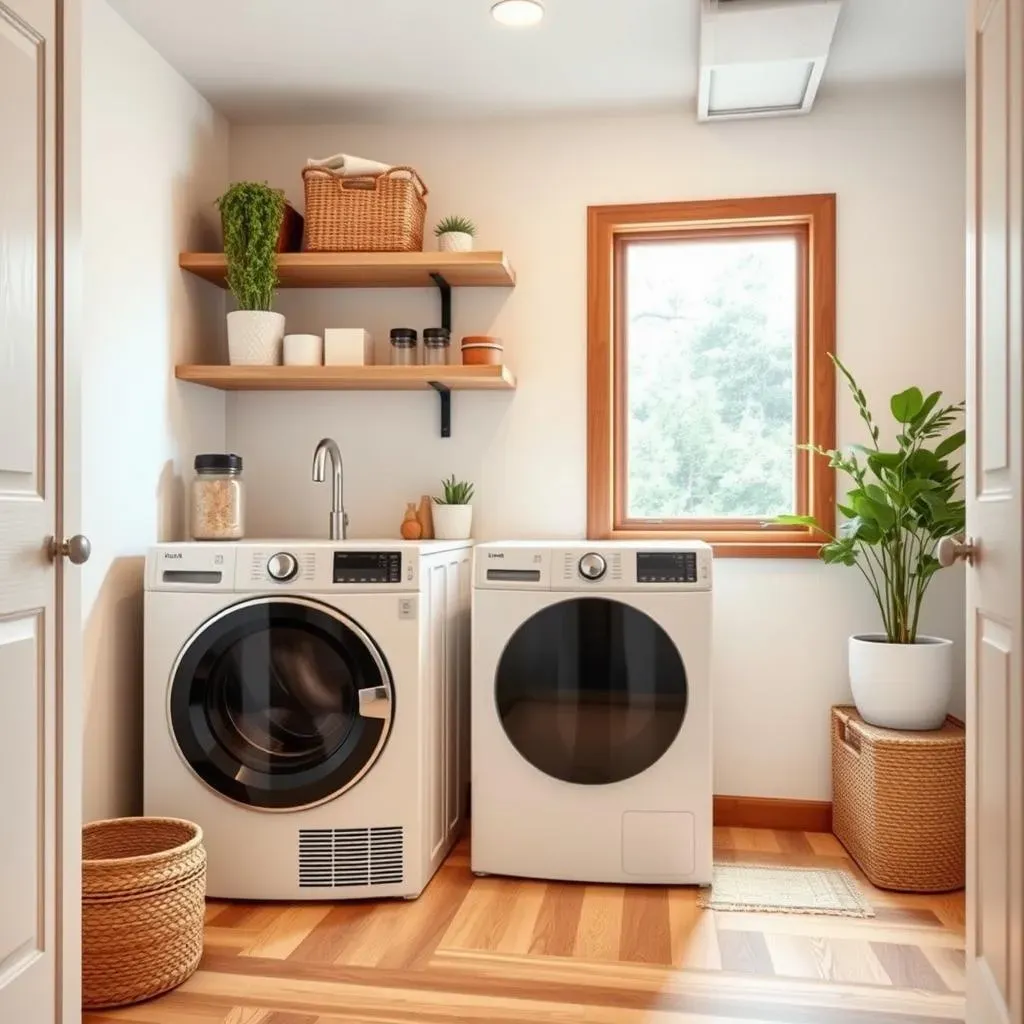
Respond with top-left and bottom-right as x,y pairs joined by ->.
831,705 -> 964,893
302,165 -> 428,252
83,817 -> 206,1009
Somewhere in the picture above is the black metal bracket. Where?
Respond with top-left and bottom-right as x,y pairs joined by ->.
430,272 -> 452,332
428,381 -> 451,438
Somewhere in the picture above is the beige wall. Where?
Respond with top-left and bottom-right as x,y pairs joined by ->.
227,84 -> 967,800
81,0 -> 228,822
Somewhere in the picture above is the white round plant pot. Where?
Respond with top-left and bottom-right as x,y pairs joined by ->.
227,310 -> 285,365
437,231 -> 474,253
432,504 -> 473,540
848,634 -> 955,731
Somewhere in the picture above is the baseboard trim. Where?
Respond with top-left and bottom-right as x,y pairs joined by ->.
714,795 -> 833,833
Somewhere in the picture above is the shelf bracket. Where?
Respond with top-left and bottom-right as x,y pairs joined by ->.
428,381 -> 452,438
430,272 -> 452,332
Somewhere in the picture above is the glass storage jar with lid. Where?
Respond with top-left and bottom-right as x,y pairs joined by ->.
423,327 -> 451,366
390,328 -> 419,366
191,453 -> 245,540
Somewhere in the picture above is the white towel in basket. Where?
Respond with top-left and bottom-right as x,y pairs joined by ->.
305,152 -> 392,178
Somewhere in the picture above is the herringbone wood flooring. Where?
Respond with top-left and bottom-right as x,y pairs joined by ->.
85,827 -> 966,1023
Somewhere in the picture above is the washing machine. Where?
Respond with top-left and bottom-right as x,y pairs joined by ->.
471,540 -> 713,885
144,539 -> 471,900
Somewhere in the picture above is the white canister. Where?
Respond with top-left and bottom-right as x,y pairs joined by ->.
284,334 -> 323,366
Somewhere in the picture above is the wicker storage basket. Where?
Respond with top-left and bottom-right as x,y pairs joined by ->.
302,165 -> 428,252
832,705 -> 964,892
82,817 -> 206,1009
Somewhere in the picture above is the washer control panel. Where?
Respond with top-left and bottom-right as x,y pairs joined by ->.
333,550 -> 402,584
636,551 -> 699,584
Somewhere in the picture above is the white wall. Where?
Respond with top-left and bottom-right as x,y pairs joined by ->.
81,0 -> 228,822
227,83 -> 966,801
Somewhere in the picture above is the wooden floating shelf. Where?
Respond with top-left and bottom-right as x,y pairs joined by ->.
178,251 -> 516,289
174,364 -> 517,392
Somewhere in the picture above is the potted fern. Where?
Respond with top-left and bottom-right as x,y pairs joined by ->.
432,476 -> 475,539
216,182 -> 286,365
434,215 -> 476,253
777,357 -> 966,730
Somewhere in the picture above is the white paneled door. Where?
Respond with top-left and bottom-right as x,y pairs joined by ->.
0,0 -> 77,1021
966,1 -> 1024,1022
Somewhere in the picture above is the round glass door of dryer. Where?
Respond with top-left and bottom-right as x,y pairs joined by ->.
169,596 -> 394,810
494,597 -> 687,785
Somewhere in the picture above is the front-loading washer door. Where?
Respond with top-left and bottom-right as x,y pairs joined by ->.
169,596 -> 394,810
495,597 -> 687,785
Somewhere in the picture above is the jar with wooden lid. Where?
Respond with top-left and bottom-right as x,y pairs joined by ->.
191,454 -> 245,540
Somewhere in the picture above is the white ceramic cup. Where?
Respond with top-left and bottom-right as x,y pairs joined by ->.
283,334 -> 323,366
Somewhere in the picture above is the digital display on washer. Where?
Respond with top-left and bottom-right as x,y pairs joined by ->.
333,551 -> 401,584
636,551 -> 698,583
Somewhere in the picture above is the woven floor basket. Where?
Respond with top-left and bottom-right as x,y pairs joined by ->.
832,706 -> 965,892
302,165 -> 428,252
82,817 -> 206,1009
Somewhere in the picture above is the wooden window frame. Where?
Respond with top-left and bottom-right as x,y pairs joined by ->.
587,194 -> 837,558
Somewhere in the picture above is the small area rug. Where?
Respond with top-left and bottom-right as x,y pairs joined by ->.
697,863 -> 875,918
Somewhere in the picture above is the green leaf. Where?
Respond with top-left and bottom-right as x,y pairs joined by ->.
866,451 -> 902,471
904,478 -> 940,499
910,391 -> 942,427
864,484 -> 891,506
910,450 -> 941,476
891,387 -> 924,423
774,514 -> 819,527
837,503 -> 858,519
853,493 -> 896,531
935,430 -> 967,459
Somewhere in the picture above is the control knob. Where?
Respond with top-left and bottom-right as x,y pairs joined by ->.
267,552 -> 299,582
578,552 -> 607,581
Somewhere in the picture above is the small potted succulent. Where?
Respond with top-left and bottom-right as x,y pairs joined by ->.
777,356 -> 965,730
432,475 -> 475,539
216,182 -> 286,365
434,215 -> 477,253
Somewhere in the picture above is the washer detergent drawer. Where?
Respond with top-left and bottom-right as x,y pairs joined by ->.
622,811 -> 695,877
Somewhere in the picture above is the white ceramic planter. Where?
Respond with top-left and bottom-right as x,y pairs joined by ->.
437,231 -> 474,253
848,634 -> 955,730
432,504 -> 473,540
227,310 -> 285,365
283,333 -> 323,366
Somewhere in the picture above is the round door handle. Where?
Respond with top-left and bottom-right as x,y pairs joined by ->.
49,534 -> 91,565
937,535 -> 978,567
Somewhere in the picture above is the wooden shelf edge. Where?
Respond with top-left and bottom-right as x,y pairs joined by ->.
175,364 -> 517,392
178,250 -> 516,289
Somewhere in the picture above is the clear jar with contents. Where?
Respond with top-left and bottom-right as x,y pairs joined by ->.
390,328 -> 419,366
191,454 -> 245,540
423,327 -> 451,366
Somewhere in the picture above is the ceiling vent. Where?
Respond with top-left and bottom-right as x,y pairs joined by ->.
698,0 -> 842,121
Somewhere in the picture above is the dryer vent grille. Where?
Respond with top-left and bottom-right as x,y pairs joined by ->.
298,826 -> 404,888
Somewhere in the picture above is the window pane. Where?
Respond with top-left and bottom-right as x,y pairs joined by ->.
625,235 -> 798,519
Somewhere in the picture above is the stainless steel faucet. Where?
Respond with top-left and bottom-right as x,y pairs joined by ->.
312,437 -> 349,540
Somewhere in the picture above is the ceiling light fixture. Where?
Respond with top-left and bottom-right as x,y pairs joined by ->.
491,0 -> 544,27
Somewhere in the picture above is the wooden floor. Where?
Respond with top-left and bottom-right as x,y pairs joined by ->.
85,828 -> 966,1024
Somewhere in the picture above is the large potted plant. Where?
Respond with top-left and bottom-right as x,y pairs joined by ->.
778,357 -> 965,730
216,182 -> 286,365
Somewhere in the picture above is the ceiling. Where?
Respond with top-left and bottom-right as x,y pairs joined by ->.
107,0 -> 965,124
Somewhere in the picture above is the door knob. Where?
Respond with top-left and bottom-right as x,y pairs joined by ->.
936,535 -> 978,567
48,534 -> 92,565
